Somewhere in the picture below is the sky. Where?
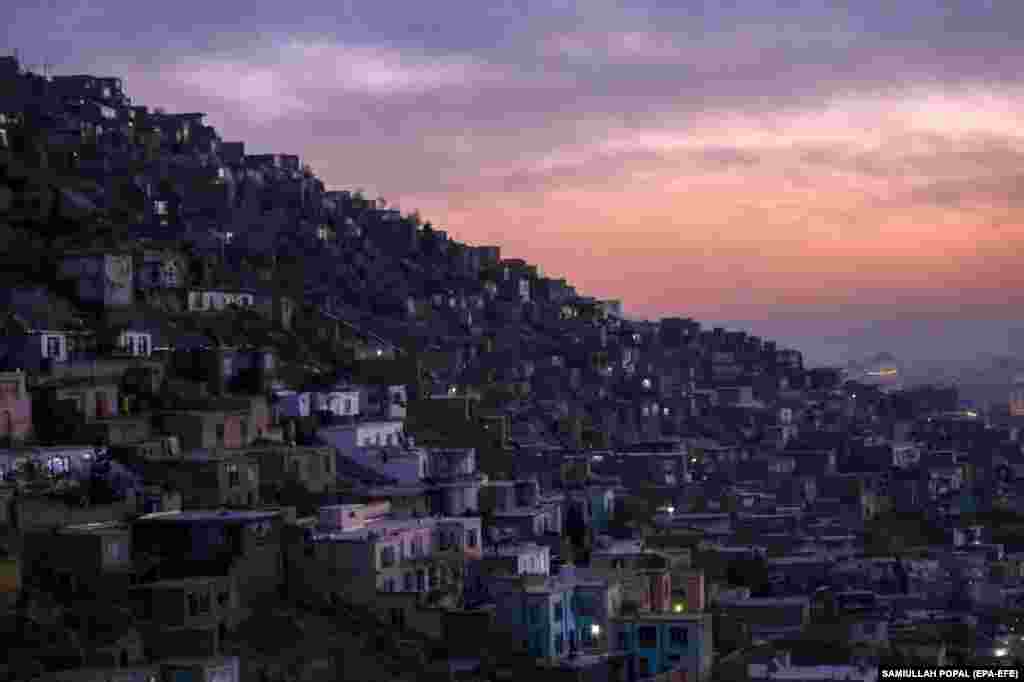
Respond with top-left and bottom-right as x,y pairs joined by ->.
7,1 -> 1024,368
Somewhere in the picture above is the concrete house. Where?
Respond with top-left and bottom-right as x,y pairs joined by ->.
134,247 -> 187,290
285,501 -> 478,611
0,311 -> 93,375
186,287 -> 256,313
132,509 -> 285,607
129,575 -> 243,660
133,450 -> 260,509
58,249 -> 135,307
158,401 -> 254,451
0,369 -> 31,442
22,521 -> 134,601
609,612 -> 713,681
424,447 -> 484,516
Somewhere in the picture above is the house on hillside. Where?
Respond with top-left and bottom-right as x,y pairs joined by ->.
57,249 -> 135,307
0,370 -> 31,443
132,510 -> 284,607
135,247 -> 188,290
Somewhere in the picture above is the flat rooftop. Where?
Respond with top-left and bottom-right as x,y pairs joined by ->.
59,521 -> 130,535
136,509 -> 281,523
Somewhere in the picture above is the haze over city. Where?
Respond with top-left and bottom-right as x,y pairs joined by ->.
6,0 -> 1024,368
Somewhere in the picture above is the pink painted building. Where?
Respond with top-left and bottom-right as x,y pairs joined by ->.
286,501 -> 482,609
0,370 -> 31,442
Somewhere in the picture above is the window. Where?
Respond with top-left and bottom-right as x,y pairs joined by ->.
226,463 -> 240,487
216,423 -> 225,445
240,421 -> 248,443
618,631 -> 630,650
95,391 -> 109,418
529,604 -> 542,625
669,626 -> 688,647
404,572 -> 414,591
218,591 -> 229,607
555,634 -> 564,655
344,399 -> 352,414
554,600 -> 563,622
45,335 -> 62,360
188,591 -> 211,617
638,626 -> 657,648
107,541 -> 125,562
380,547 -> 395,568
323,455 -> 331,475
164,263 -> 177,286
465,529 -> 477,548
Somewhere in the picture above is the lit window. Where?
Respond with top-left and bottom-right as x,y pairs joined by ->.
226,463 -> 240,487
154,200 -> 168,215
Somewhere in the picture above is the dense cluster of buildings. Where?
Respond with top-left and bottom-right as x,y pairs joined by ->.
2,55 -> 1024,682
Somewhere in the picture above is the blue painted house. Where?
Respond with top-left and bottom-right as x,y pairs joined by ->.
491,566 -> 623,661
492,572 -> 585,659
609,612 -> 713,681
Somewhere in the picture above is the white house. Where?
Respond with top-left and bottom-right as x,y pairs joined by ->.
272,390 -> 311,420
186,289 -> 255,312
318,421 -> 424,486
486,542 -> 551,576
312,386 -> 360,418
118,330 -> 152,357
317,420 -> 409,454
